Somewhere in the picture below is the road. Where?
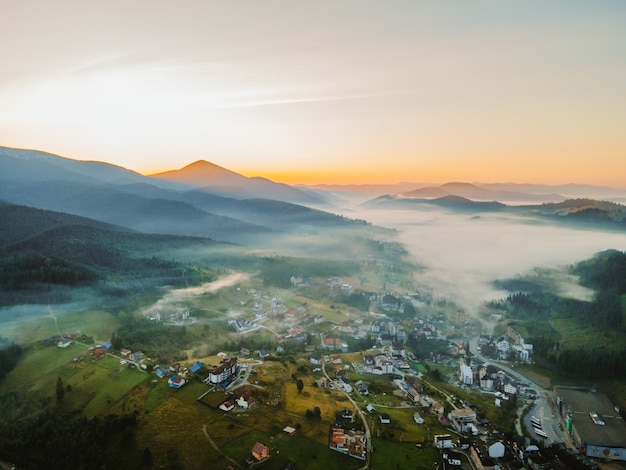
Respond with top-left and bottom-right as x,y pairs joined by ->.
469,337 -> 565,445
227,360 -> 265,391
320,334 -> 371,469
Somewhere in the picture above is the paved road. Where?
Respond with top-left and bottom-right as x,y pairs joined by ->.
469,338 -> 565,445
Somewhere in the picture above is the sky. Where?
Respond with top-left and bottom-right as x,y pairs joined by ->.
1,1 -> 625,185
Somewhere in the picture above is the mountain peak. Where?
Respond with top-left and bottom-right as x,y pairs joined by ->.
150,159 -> 245,185
181,160 -> 227,171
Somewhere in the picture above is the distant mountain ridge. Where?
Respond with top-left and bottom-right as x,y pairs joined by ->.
401,182 -> 565,203
364,194 -> 626,229
0,146 -> 154,186
306,181 -> 626,204
0,146 -> 361,245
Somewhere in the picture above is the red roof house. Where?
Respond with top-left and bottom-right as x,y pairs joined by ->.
252,442 -> 269,461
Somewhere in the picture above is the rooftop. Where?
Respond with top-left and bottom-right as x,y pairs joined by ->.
556,387 -> 626,448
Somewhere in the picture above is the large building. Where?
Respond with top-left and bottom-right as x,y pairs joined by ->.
555,387 -> 626,462
205,357 -> 239,385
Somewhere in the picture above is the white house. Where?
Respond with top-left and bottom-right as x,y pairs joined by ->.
459,364 -> 473,385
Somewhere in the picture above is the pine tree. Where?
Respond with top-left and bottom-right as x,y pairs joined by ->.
56,377 -> 65,404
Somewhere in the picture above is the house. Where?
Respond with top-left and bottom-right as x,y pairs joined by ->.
57,340 -> 71,348
503,382 -> 517,395
328,427 -> 367,461
355,380 -> 369,396
100,342 -> 112,351
331,354 -> 342,364
92,347 -> 106,360
129,351 -> 144,362
372,353 -> 394,374
488,441 -> 505,459
257,349 -> 269,359
459,437 -> 471,450
331,427 -> 345,444
434,434 -> 453,449
189,361 -> 205,374
236,391 -> 253,409
391,342 -> 406,358
380,292 -> 401,311
430,400 -> 445,415
366,404 -> 376,414
168,375 -> 185,389
309,353 -> 322,365
120,348 -> 131,357
379,413 -> 391,424
414,413 -> 424,424
459,364 -> 473,385
219,400 -> 235,412
154,368 -> 166,378
323,334 -> 341,349
283,426 -> 296,435
448,407 -> 476,424
496,339 -> 510,359
407,387 -> 420,403
251,442 -> 269,461
336,408 -> 354,424
316,377 -> 331,388
377,333 -> 394,346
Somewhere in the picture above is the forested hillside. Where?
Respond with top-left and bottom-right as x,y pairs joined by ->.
0,204 -> 218,306
490,250 -> 626,379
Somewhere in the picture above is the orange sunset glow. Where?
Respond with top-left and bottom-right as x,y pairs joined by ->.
1,1 -> 625,186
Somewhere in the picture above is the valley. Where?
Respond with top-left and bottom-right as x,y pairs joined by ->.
1,147 -> 626,469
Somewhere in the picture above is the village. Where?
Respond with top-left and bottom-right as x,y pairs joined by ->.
41,274 -> 619,469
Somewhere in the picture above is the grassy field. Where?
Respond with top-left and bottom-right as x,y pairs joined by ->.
0,342 -> 79,393
0,342 -> 150,417
220,428 -> 363,470
370,438 -> 441,469
1,308 -> 119,344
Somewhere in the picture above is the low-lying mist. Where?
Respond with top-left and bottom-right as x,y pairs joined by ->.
350,206 -> 626,317
142,272 -> 250,317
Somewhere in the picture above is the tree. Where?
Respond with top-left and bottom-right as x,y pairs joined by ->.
111,331 -> 123,351
142,447 -> 153,467
313,406 -> 321,420
56,377 -> 65,404
296,379 -> 304,394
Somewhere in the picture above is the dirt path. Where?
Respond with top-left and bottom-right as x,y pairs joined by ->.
202,424 -> 242,469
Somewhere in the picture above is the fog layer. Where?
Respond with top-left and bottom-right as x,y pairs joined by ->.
355,207 -> 626,314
